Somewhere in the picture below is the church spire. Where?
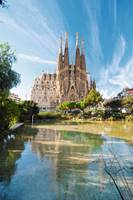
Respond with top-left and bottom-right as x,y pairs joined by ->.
76,32 -> 79,48
65,32 -> 68,49
81,38 -> 84,55
64,32 -> 69,66
80,38 -> 86,70
75,32 -> 80,67
59,36 -> 62,54
58,36 -> 63,70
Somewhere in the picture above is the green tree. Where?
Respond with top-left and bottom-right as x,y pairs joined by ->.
121,96 -> 133,114
122,96 -> 133,107
84,89 -> 102,107
104,99 -> 122,110
58,101 -> 69,111
19,101 -> 39,122
75,101 -> 86,112
58,101 -> 77,112
67,101 -> 77,110
0,92 -> 20,139
0,43 -> 20,136
0,43 -> 20,91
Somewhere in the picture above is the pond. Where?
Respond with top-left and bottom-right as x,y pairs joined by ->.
0,123 -> 133,200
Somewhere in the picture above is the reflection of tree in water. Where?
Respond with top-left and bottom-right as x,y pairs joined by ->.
31,128 -> 104,199
0,126 -> 38,184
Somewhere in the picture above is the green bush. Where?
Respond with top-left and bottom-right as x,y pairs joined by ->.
37,112 -> 62,120
0,92 -> 20,139
125,115 -> 133,121
18,101 -> 39,122
103,110 -> 125,120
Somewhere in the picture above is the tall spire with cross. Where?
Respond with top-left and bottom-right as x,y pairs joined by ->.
76,32 -> 79,48
80,38 -> 86,70
64,32 -> 69,66
59,36 -> 62,54
75,32 -> 80,68
58,36 -> 63,70
65,32 -> 68,49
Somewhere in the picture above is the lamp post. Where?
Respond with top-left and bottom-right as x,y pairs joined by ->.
32,114 -> 34,127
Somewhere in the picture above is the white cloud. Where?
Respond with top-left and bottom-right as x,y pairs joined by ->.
0,0 -> 70,99
109,58 -> 133,88
98,35 -> 133,98
0,0 -> 68,57
18,53 -> 56,65
84,0 -> 103,63
111,35 -> 126,70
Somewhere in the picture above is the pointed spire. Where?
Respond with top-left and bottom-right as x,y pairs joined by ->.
93,80 -> 96,90
58,36 -> 63,70
81,38 -> 84,54
80,38 -> 86,70
64,32 -> 69,66
65,32 -> 68,48
75,32 -> 80,68
76,32 -> 79,48
59,36 -> 62,54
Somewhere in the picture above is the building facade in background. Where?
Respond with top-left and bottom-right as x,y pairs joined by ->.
31,33 -> 95,110
9,93 -> 21,103
117,87 -> 133,98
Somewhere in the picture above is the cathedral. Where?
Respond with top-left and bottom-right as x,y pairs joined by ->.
31,33 -> 95,110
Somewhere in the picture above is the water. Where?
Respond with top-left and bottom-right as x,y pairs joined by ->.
0,123 -> 133,200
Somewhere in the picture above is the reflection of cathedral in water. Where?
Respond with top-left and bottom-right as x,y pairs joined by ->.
31,128 -> 103,158
31,128 -> 105,198
31,128 -> 61,158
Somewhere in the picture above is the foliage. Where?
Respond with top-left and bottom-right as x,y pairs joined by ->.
125,115 -> 133,121
103,110 -> 124,120
0,43 -> 20,138
37,111 -> 61,120
0,43 -> 20,92
76,101 -> 86,111
121,96 -> 133,110
58,101 -> 77,111
104,99 -> 122,109
84,89 -> 102,107
18,101 -> 39,122
0,92 -> 20,138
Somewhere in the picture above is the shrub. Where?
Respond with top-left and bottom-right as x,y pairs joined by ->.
125,115 -> 133,121
37,112 -> 62,120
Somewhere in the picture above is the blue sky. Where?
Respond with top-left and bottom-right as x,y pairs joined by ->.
0,0 -> 133,99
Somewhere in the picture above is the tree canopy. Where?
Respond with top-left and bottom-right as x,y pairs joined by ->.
58,101 -> 77,111
0,0 -> 6,7
0,43 -> 20,92
0,92 -> 20,136
19,101 -> 39,122
84,89 -> 102,107
0,43 -> 20,136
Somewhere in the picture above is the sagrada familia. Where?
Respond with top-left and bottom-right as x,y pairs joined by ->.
31,33 -> 96,110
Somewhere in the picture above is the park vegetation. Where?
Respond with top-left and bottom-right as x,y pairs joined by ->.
57,89 -> 133,121
0,43 -> 39,140
0,42 -> 132,140
37,87 -> 133,122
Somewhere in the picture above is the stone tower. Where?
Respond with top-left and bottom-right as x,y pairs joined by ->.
57,32 -> 90,103
31,32 -> 93,110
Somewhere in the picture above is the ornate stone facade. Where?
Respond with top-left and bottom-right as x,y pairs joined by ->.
31,33 -> 94,110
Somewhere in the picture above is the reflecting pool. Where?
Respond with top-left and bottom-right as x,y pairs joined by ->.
0,124 -> 133,200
